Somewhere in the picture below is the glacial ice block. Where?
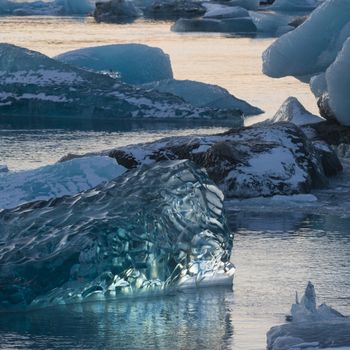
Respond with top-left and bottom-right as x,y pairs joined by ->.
0,160 -> 234,311
55,44 -> 173,84
0,156 -> 126,209
142,79 -> 263,116
262,0 -> 350,79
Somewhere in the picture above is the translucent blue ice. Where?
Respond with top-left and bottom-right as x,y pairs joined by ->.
55,44 -> 173,84
0,160 -> 234,311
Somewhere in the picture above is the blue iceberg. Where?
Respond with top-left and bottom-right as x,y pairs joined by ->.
0,160 -> 234,311
0,156 -> 126,209
55,44 -> 173,85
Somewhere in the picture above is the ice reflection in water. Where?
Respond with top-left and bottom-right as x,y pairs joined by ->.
0,288 -> 234,350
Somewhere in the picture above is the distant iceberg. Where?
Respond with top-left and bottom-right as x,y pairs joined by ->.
0,156 -> 126,209
0,43 -> 243,123
0,160 -> 234,311
0,0 -> 94,15
55,44 -> 173,85
267,282 -> 350,350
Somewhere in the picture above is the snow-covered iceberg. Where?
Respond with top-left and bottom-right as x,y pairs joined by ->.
269,97 -> 323,126
0,156 -> 126,209
267,282 -> 350,350
0,160 -> 235,311
55,44 -> 173,85
62,122 -> 340,199
0,44 -> 243,123
142,79 -> 263,116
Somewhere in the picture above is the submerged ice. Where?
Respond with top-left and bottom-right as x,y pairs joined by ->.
0,160 -> 234,311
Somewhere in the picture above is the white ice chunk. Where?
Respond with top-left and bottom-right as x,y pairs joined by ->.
262,0 -> 350,79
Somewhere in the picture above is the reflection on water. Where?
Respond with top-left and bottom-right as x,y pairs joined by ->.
0,288 -> 235,350
0,214 -> 349,350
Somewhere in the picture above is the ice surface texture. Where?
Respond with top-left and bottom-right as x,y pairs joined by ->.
142,79 -> 263,116
0,156 -> 126,209
0,160 -> 234,311
55,44 -> 173,85
267,282 -> 350,350
63,122 -> 340,198
0,44 -> 243,123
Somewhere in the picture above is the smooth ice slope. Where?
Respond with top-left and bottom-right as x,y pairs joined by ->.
0,160 -> 234,311
0,156 -> 126,209
0,0 -> 94,15
143,79 -> 263,116
55,44 -> 173,84
263,0 -> 350,79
